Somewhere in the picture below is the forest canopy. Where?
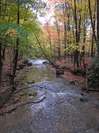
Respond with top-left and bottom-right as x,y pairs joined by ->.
0,0 -> 99,88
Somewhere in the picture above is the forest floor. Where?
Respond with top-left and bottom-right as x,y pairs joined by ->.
47,56 -> 91,88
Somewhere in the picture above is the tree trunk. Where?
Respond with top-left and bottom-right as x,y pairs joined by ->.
63,2 -> 67,61
49,37 -> 52,57
91,35 -> 94,58
97,0 -> 99,56
12,0 -> 19,82
74,0 -> 79,68
57,25 -> 61,61
64,21 -> 66,61
0,0 -> 2,82
0,43 -> 3,82
3,46 -> 5,60
34,33 -> 57,68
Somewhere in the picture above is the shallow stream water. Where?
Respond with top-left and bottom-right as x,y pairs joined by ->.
0,59 -> 99,133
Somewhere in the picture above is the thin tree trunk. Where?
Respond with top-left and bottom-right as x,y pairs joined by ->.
57,25 -> 61,61
0,0 -> 2,82
88,0 -> 97,41
63,2 -> 67,61
0,43 -> 2,82
64,21 -> 66,61
74,0 -> 79,68
3,46 -> 5,60
49,37 -> 52,57
34,33 -> 57,67
97,0 -> 99,56
91,35 -> 94,57
12,0 -> 19,82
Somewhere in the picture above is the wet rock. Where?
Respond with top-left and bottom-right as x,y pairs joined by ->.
19,91 -> 27,96
27,62 -> 32,66
13,100 -> 18,104
18,63 -> 25,70
17,84 -> 30,90
0,86 -> 12,109
22,59 -> 28,65
80,98 -> 89,102
9,105 -> 17,112
80,93 -> 84,96
27,60 -> 33,66
81,86 -> 89,93
27,80 -> 35,84
12,97 -> 20,104
28,91 -> 37,97
69,80 -> 75,84
56,69 -> 64,75
43,60 -> 49,64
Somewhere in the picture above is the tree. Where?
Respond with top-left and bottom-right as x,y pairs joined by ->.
12,0 -> 20,82
97,0 -> 99,56
0,0 -> 2,82
0,0 -> 46,83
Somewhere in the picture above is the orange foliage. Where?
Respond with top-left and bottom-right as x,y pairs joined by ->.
5,30 -> 16,38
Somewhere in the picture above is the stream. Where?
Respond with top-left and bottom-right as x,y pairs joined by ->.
0,59 -> 99,133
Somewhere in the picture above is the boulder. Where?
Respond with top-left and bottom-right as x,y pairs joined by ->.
56,69 -> 64,75
22,59 -> 28,65
22,59 -> 33,66
43,60 -> 49,64
80,98 -> 89,102
69,80 -> 75,84
27,61 -> 32,66
18,63 -> 25,70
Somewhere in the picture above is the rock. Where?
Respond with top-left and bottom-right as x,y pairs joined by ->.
0,86 -> 12,109
80,98 -> 89,102
27,61 -> 32,66
18,63 -> 25,70
12,97 -> 20,104
27,80 -> 35,84
69,80 -> 75,84
56,69 -> 64,75
22,59 -> 28,65
43,60 -> 49,64
19,91 -> 27,96
81,86 -> 89,93
80,93 -> 84,96
13,100 -> 18,104
28,91 -> 37,96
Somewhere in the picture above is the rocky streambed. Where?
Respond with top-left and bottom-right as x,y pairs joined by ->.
0,59 -> 99,133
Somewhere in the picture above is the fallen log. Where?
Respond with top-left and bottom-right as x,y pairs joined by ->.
82,87 -> 99,92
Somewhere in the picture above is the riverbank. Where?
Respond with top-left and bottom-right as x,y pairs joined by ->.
46,62 -> 86,88
0,73 -> 99,133
0,58 -> 99,117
